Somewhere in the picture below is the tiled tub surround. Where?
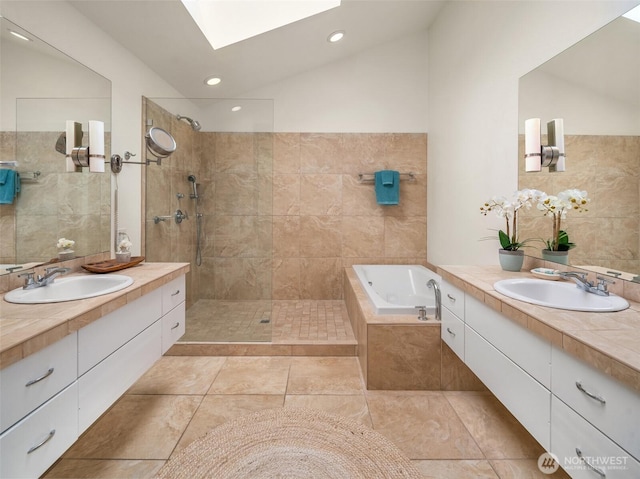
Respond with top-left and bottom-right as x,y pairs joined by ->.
344,267 -> 485,391
437,264 -> 640,474
0,262 -> 189,477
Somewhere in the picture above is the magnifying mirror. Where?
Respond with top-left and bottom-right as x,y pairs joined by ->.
145,126 -> 176,163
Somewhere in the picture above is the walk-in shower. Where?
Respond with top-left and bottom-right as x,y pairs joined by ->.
176,114 -> 201,131
188,174 -> 203,266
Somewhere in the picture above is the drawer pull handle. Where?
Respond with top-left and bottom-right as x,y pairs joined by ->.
576,448 -> 606,478
171,289 -> 180,297
25,368 -> 54,387
446,294 -> 456,302
576,381 -> 606,405
446,327 -> 456,337
171,322 -> 180,330
27,429 -> 56,454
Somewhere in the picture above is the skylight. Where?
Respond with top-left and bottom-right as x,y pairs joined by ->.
623,5 -> 640,24
181,0 -> 341,50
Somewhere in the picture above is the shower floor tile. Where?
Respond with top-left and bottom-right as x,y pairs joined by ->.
180,299 -> 356,345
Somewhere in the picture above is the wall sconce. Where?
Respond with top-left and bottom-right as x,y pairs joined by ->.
524,118 -> 565,172
57,120 -> 106,172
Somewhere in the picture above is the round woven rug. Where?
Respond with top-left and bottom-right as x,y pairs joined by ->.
155,407 -> 422,479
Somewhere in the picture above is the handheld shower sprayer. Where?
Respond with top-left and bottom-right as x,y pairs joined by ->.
188,174 -> 198,199
177,115 -> 201,131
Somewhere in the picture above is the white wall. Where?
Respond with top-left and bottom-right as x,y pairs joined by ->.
247,30 -> 429,133
427,0 -> 638,266
1,0 -> 186,256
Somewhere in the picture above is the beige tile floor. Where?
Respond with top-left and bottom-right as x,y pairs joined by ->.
44,356 -> 569,479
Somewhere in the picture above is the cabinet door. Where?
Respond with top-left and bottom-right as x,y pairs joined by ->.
78,321 -> 161,433
466,295 -> 551,389
551,396 -> 640,478
441,307 -> 464,361
78,288 -> 162,375
0,382 -> 78,479
465,325 -> 550,450
162,302 -> 185,354
0,332 -> 77,432
552,346 -> 640,460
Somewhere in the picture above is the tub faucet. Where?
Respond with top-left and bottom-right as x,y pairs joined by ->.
427,279 -> 441,321
19,267 -> 71,290
559,271 -> 611,296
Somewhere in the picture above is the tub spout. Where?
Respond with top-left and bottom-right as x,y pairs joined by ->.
427,279 -> 441,321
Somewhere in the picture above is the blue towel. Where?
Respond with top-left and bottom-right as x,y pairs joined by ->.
0,169 -> 20,205
374,170 -> 400,205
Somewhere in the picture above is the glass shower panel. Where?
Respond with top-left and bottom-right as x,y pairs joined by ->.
144,97 -> 273,342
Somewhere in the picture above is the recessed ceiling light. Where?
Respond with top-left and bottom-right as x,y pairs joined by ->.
231,106 -> 242,112
9,30 -> 31,42
327,30 -> 344,43
205,76 -> 222,86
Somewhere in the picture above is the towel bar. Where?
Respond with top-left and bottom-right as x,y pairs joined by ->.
358,172 -> 415,183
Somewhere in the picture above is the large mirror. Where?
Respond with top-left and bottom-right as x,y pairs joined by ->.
0,17 -> 112,274
518,7 -> 640,280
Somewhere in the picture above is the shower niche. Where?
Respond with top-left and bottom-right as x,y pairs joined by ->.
142,97 -> 274,343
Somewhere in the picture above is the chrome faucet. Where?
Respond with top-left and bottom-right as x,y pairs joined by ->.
427,279 -> 441,321
559,271 -> 612,297
19,267 -> 71,290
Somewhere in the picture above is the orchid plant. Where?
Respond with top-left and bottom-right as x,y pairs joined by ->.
480,189 -> 543,251
56,238 -> 75,250
536,189 -> 589,251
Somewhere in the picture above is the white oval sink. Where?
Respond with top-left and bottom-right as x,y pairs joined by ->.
494,278 -> 629,312
4,274 -> 133,304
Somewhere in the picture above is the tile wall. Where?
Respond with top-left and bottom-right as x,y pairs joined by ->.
144,98 -> 428,304
0,131 -> 111,264
518,134 -> 640,274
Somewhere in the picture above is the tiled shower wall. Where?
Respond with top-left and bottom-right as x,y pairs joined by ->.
143,100 -> 427,303
518,135 -> 640,274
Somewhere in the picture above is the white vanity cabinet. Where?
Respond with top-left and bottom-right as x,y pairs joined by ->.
440,280 -> 465,360
0,272 -> 187,478
161,276 -> 186,354
551,346 -> 640,474
463,295 -> 551,450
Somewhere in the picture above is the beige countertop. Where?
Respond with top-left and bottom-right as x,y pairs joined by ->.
0,262 -> 190,370
437,265 -> 640,394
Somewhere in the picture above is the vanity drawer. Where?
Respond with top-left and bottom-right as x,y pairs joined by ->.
0,332 -> 77,432
551,395 -> 640,478
552,346 -> 640,460
78,287 -> 162,375
162,302 -> 185,354
465,325 -> 550,450
162,275 -> 185,315
466,295 -> 551,389
0,382 -> 78,479
441,280 -> 465,319
441,307 -> 464,361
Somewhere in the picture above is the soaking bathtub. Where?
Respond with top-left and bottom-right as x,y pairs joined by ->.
352,264 -> 441,315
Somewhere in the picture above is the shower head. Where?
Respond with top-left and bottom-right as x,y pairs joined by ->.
177,115 -> 201,131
